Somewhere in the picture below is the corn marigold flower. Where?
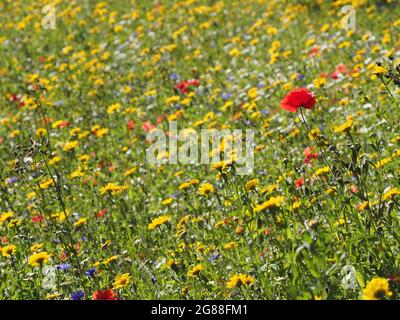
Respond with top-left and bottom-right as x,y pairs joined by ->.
74,217 -> 88,227
92,289 -> 118,300
148,215 -> 171,230
363,277 -> 392,300
198,183 -> 215,196
179,179 -> 199,190
333,118 -> 353,133
63,140 -> 79,152
253,196 -> 284,213
0,211 -> 14,225
161,198 -> 173,206
280,88 -> 316,112
223,241 -> 239,250
28,251 -> 51,267
103,255 -> 119,265
382,188 -> 400,201
372,65 -> 387,75
188,264 -> 204,277
113,273 -> 132,289
226,274 -> 255,289
1,244 -> 16,258
99,183 -> 128,196
36,128 -> 47,137
245,179 -> 259,191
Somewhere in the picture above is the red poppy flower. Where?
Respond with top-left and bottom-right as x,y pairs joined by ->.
156,115 -> 165,124
142,121 -> 155,133
330,63 -> 349,79
31,215 -> 44,223
295,177 -> 305,188
96,208 -> 108,218
350,185 -> 358,193
175,79 -> 200,94
303,147 -> 319,164
307,47 -> 319,57
175,81 -> 189,94
280,88 -> 316,112
92,289 -> 118,300
127,120 -> 135,131
187,79 -> 200,87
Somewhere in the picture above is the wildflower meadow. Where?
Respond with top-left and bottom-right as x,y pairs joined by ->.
0,0 -> 400,301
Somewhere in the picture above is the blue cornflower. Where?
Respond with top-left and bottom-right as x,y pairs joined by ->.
70,291 -> 85,300
56,263 -> 71,272
85,268 -> 96,277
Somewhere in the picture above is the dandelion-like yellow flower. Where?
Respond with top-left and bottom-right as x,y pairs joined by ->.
372,65 -> 387,75
245,179 -> 259,192
99,183 -> 128,196
1,245 -> 16,258
226,274 -> 255,289
0,211 -> 14,225
198,183 -> 215,196
148,215 -> 171,230
382,188 -> 400,201
363,277 -> 392,300
188,264 -> 204,277
333,119 -> 353,133
63,140 -> 79,152
103,255 -> 119,264
253,196 -> 284,213
28,252 -> 51,267
113,273 -> 132,289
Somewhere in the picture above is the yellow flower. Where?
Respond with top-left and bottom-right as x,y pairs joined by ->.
253,196 -> 284,213
179,179 -> 199,190
167,259 -> 178,269
245,179 -> 259,192
1,245 -> 16,258
113,273 -> 132,289
28,252 -> 51,267
314,166 -> 330,177
223,242 -> 239,250
74,217 -> 88,227
30,243 -> 44,253
382,188 -> 400,201
0,211 -> 14,225
198,183 -> 215,196
363,277 -> 392,300
148,215 -> 171,230
226,274 -> 255,289
260,184 -> 278,194
188,264 -> 204,277
124,167 -> 137,176
49,156 -> 61,165
333,119 -> 353,133
372,65 -> 387,75
99,183 -> 128,196
161,198 -> 173,206
103,255 -> 119,264
313,76 -> 327,88
39,178 -> 54,190
107,103 -> 121,114
36,128 -> 47,137
63,140 -> 79,152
